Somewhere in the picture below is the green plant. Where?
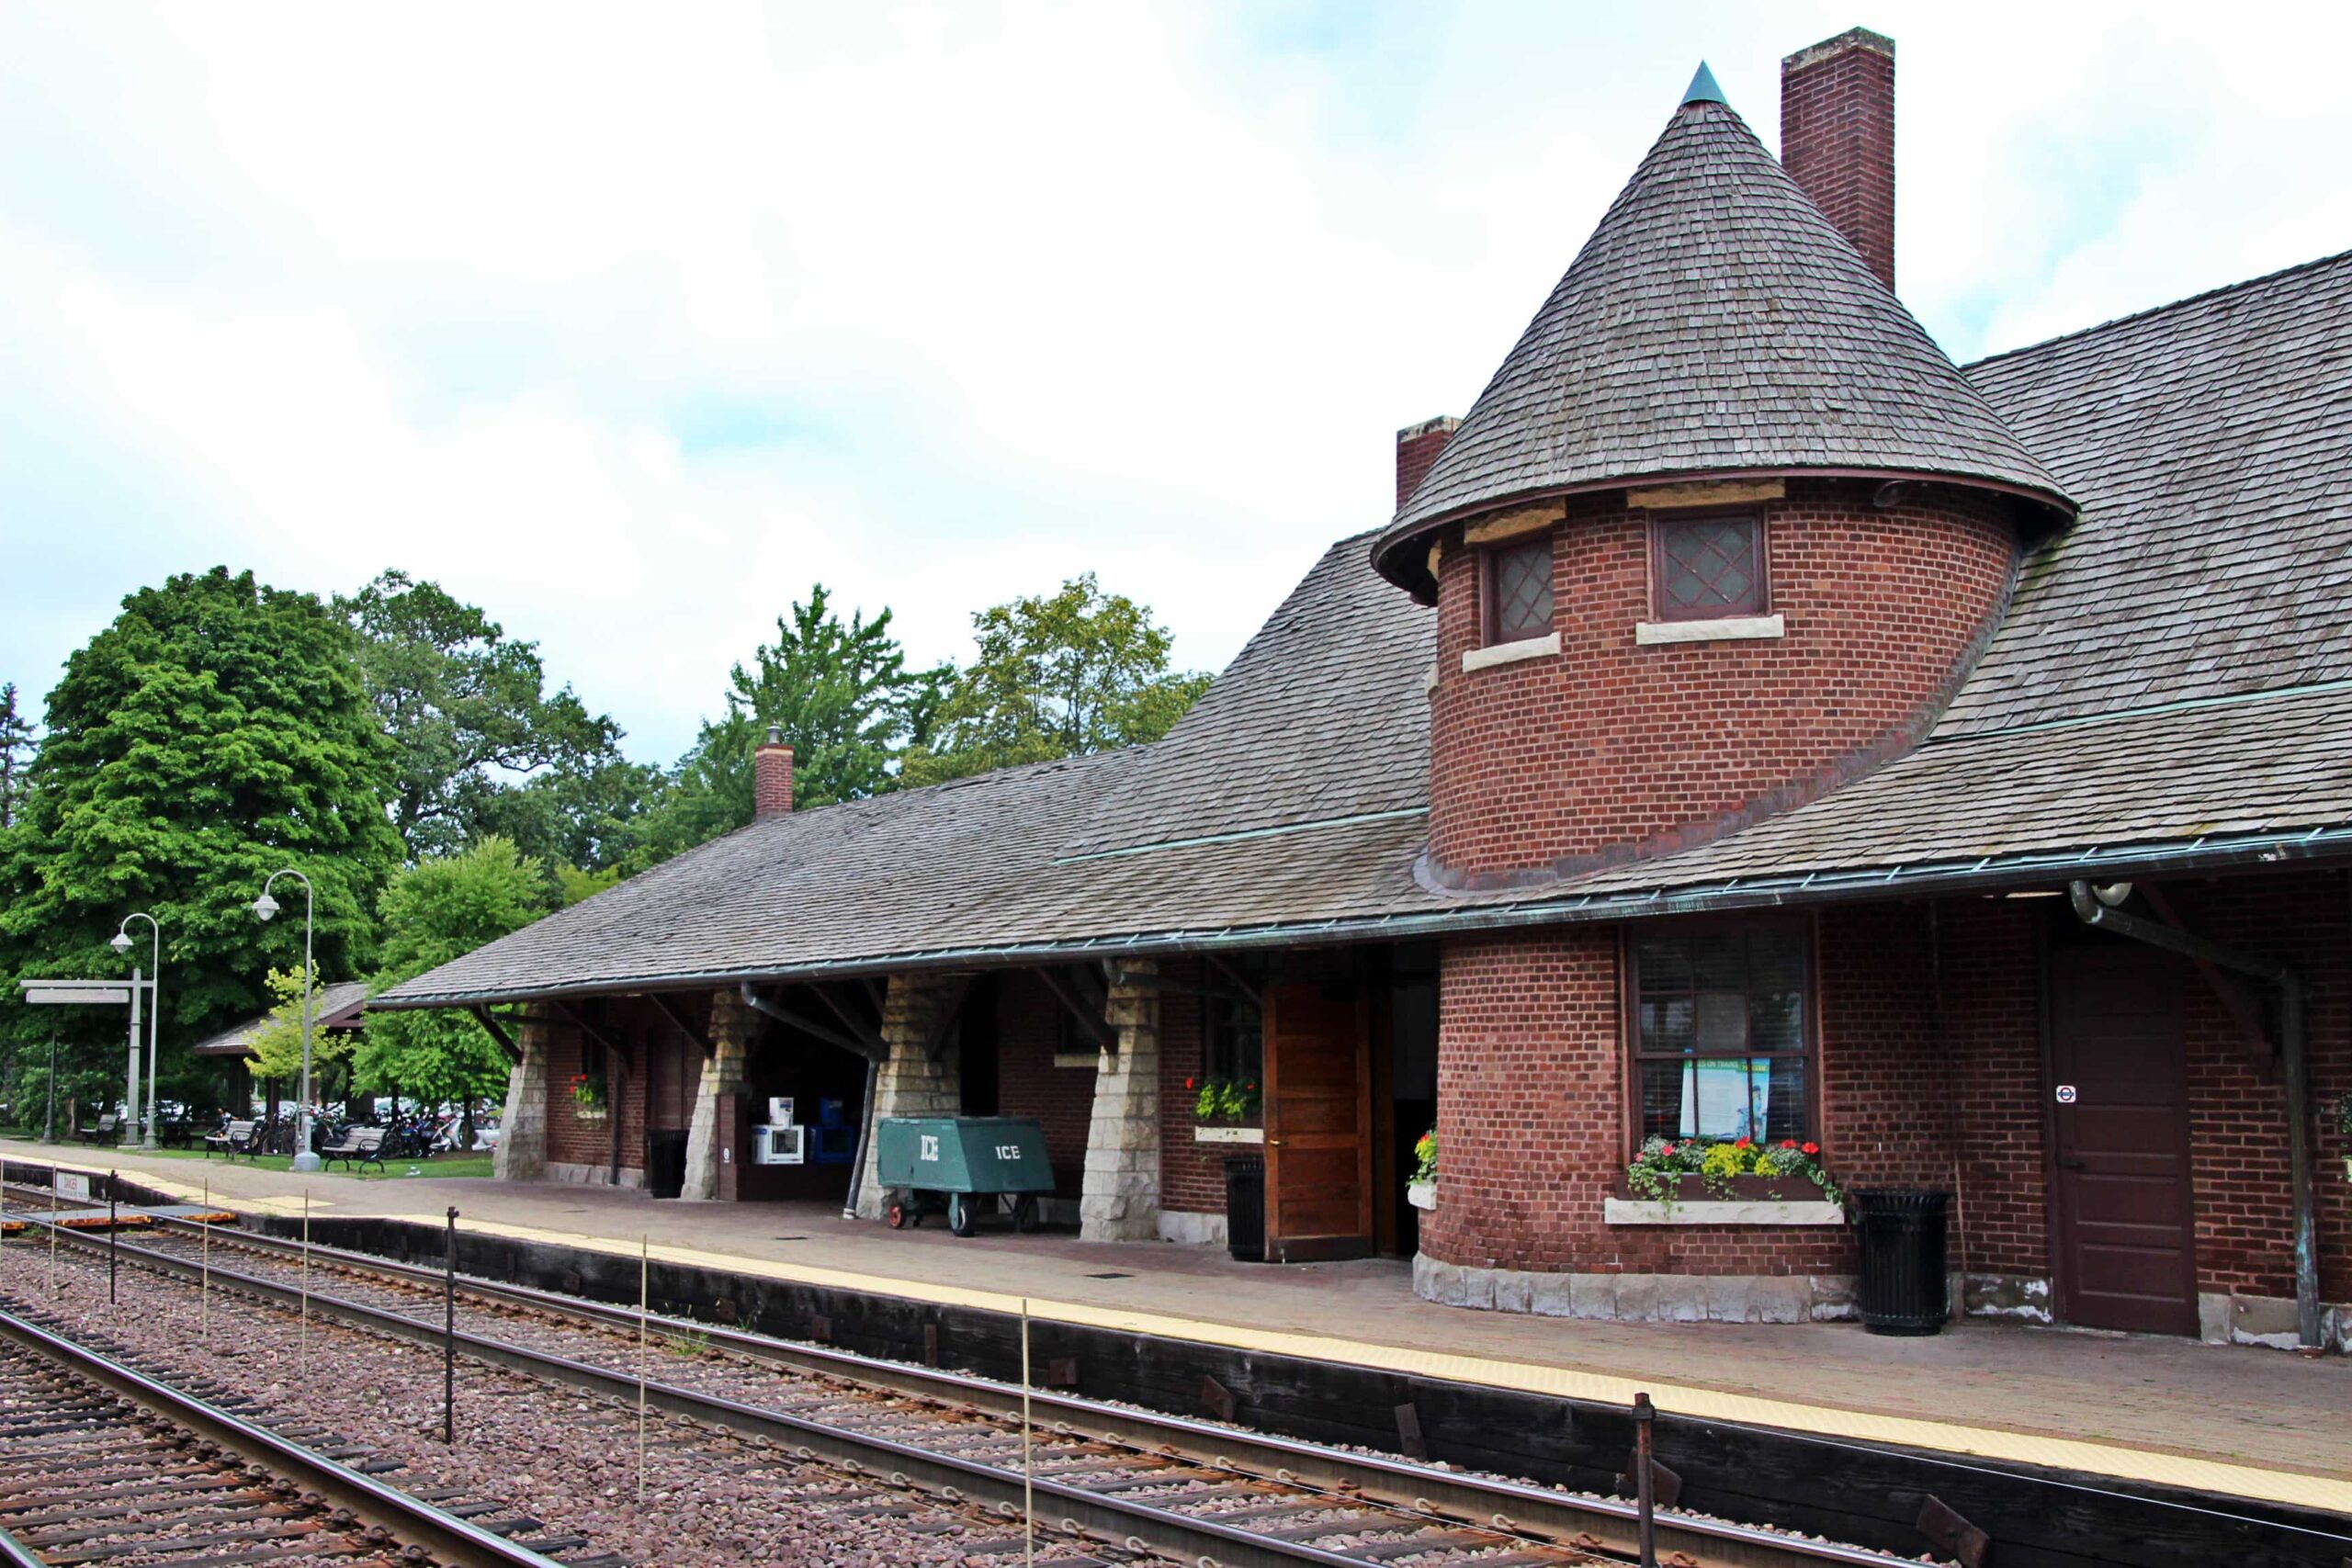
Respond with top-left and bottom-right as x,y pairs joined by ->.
1186,1076 -> 1260,1123
1410,1128 -> 1437,1186
662,1328 -> 709,1360
1623,1136 -> 1839,1213
569,1072 -> 607,1114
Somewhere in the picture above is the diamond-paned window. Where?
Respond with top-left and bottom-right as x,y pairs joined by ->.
1653,512 -> 1764,619
1483,536 -> 1554,644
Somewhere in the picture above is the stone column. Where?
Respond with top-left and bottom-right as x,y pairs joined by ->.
678,989 -> 753,1201
1080,961 -> 1160,1242
852,974 -> 965,1220
492,1006 -> 550,1182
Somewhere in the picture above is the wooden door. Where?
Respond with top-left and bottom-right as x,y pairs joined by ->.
1264,982 -> 1373,1262
2048,945 -> 2197,1335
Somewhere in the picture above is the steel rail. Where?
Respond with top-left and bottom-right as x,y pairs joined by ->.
0,1302 -> 570,1568
36,1207 -> 1915,1568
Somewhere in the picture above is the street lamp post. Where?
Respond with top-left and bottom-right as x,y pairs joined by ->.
253,871 -> 322,1173
110,913 -> 163,1151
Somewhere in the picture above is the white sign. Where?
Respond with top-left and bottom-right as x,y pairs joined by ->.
19,980 -> 131,1006
56,1173 -> 90,1201
2055,1084 -> 2078,1105
919,1134 -> 940,1162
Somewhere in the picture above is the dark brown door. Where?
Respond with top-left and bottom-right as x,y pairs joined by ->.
2048,945 -> 2197,1335
1263,982 -> 1374,1263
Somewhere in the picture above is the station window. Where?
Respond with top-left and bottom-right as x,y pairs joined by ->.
1481,535 -> 1555,645
1629,924 -> 1812,1145
1204,993 -> 1263,1093
1651,511 -> 1765,619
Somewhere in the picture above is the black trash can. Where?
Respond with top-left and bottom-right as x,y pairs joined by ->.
1223,1155 -> 1266,1262
1852,1188 -> 1951,1335
647,1131 -> 690,1200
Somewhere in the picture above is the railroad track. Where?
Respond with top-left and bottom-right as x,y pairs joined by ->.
0,1301 -> 584,1568
3,1186 -> 1917,1568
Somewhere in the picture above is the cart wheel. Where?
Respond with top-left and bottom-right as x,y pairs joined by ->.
947,1191 -> 976,1237
886,1201 -> 908,1229
1012,1193 -> 1040,1234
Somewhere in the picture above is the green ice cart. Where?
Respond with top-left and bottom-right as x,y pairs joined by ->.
876,1115 -> 1053,1236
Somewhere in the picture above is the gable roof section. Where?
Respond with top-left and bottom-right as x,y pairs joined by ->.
189,980 -> 372,1058
1372,96 -> 2071,595
1942,249 -> 2352,736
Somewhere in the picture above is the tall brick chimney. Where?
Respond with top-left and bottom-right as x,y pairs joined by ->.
1781,28 -> 1895,292
1396,415 -> 1459,511
753,724 -> 794,819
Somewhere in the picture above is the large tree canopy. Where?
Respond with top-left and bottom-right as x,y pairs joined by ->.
723,584 -> 949,809
0,568 -> 403,1107
902,573 -> 1209,785
357,836 -> 551,1111
341,570 -> 623,862
0,682 -> 34,829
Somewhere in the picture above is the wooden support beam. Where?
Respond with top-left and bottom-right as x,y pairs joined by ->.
810,982 -> 886,1055
469,1006 -> 521,1065
2144,884 -> 2272,1070
1204,953 -> 1264,1010
549,998 -> 632,1073
741,987 -> 881,1063
1035,965 -> 1114,1053
647,992 -> 711,1055
922,974 -> 973,1064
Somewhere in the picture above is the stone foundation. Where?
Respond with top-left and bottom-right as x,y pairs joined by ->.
1157,1208 -> 1227,1247
2200,1291 -> 2352,1351
1414,1254 -> 1858,1321
545,1160 -> 647,1190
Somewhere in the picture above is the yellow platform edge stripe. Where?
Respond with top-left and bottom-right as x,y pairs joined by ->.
27,1154 -> 2352,1515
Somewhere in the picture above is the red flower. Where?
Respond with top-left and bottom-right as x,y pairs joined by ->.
1734,1136 -> 1752,1149
1184,1077 -> 1197,1091
1801,1142 -> 1820,1156
1780,1140 -> 1798,1149
1658,1143 -> 1675,1156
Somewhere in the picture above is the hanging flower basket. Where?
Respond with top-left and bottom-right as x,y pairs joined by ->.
569,1072 -> 608,1122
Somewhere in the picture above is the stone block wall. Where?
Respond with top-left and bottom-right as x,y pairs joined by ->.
1080,962 -> 1160,1242
851,973 -> 965,1220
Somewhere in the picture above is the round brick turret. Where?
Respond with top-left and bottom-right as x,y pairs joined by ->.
1424,479 -> 2021,885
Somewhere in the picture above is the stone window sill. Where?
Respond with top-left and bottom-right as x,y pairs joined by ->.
1193,1124 -> 1264,1145
1634,614 -> 1784,646
1052,1051 -> 1099,1069
1603,1196 -> 1845,1226
1461,630 -> 1561,672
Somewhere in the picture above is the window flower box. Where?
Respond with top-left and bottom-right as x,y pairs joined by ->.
1604,1172 -> 1843,1226
1193,1124 -> 1263,1145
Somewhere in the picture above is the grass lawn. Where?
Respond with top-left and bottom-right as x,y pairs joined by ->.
55,1145 -> 497,1181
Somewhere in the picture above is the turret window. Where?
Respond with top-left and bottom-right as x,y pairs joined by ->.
1481,536 -> 1555,645
1653,511 -> 1765,619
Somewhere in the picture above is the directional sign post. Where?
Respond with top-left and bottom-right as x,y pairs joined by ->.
17,978 -> 144,1144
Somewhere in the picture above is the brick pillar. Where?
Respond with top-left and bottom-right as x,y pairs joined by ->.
1396,416 -> 1459,510
1080,962 -> 1161,1242
678,989 -> 753,1201
852,974 -> 965,1220
492,1005 -> 550,1182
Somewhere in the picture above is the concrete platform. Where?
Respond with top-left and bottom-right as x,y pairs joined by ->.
7,1137 -> 2347,1513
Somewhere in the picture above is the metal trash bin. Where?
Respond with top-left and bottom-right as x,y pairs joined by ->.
1222,1155 -> 1266,1262
876,1116 -> 1055,1237
1852,1188 -> 1951,1335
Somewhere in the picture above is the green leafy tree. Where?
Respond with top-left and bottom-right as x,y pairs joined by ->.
0,682 -> 35,829
244,965 -> 354,1095
357,837 -> 552,1134
0,569 -> 402,1111
341,570 -> 624,861
902,573 -> 1209,785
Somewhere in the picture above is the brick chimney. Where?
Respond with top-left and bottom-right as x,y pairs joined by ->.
1781,28 -> 1895,292
1396,415 -> 1459,511
753,725 -> 794,819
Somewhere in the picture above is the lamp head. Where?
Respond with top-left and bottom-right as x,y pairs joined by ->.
108,931 -> 132,954
252,891 -> 280,922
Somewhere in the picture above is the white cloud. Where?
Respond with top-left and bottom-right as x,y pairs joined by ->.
4,1 -> 2348,760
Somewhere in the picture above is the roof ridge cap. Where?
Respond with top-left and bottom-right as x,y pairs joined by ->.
1965,247 -> 2352,373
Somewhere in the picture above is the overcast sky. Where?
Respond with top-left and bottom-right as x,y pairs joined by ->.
5,1 -> 2347,765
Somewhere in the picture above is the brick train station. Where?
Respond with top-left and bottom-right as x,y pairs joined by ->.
381,28 -> 2352,1353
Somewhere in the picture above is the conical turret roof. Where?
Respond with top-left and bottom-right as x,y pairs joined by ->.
1373,91 -> 2074,594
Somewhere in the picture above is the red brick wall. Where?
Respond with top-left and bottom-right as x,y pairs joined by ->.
1156,963 -> 1223,1214
542,1008 -> 648,1176
1427,479 -> 2016,884
1780,29 -> 1896,291
1396,417 -> 1459,510
1421,874 -> 2351,1310
993,971 -> 1098,1198
753,740 -> 794,819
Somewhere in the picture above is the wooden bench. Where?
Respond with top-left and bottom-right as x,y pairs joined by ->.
204,1119 -> 262,1160
319,1125 -> 387,1172
76,1113 -> 120,1146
